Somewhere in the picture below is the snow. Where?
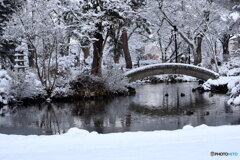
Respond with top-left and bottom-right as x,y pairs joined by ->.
14,54 -> 27,56
230,12 -> 240,22
0,125 -> 240,160
0,70 -> 11,104
233,95 -> 240,105
203,76 -> 240,106
227,78 -> 240,105
203,76 -> 240,91
227,68 -> 240,76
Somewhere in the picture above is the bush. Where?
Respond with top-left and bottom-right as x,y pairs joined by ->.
228,81 -> 240,106
8,71 -> 45,100
0,70 -> 12,105
70,67 -> 128,98
102,66 -> 128,93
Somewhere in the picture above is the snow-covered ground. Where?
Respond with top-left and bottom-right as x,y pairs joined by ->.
203,76 -> 240,105
203,76 -> 240,90
0,125 -> 240,160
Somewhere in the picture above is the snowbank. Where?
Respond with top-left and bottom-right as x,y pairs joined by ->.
0,125 -> 240,160
203,76 -> 240,106
203,76 -> 240,91
228,81 -> 240,105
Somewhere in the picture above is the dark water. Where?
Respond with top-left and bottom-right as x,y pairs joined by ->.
1,82 -> 240,135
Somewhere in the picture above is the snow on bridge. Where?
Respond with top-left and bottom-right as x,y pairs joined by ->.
125,63 -> 219,82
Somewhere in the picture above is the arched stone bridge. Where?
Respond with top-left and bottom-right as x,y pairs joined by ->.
125,63 -> 219,82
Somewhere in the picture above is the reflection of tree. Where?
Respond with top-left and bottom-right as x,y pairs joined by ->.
231,117 -> 240,125
129,99 -> 210,117
72,101 -> 107,133
72,100 -> 133,133
129,103 -> 186,116
0,105 -> 10,116
224,105 -> 233,114
125,114 -> 131,127
38,103 -> 61,135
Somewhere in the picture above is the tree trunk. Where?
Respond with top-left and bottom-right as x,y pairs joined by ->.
113,51 -> 121,64
194,35 -> 203,65
220,34 -> 230,61
82,47 -> 90,65
60,36 -> 70,56
82,47 -> 90,59
109,27 -> 122,64
222,34 -> 230,55
121,28 -> 132,69
91,32 -> 104,76
27,43 -> 35,68
113,42 -> 122,64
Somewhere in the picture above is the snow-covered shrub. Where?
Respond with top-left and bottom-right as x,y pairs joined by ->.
102,66 -> 128,93
228,81 -> 240,106
8,71 -> 45,100
51,55 -> 79,98
4,0 -> 67,95
0,70 -> 11,105
70,67 -> 129,98
202,77 -> 240,106
203,77 -> 240,92
70,74 -> 107,98
227,68 -> 240,76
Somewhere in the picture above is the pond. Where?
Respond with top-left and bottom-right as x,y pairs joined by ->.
0,82 -> 240,135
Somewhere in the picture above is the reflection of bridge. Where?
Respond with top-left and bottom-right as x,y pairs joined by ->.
125,63 -> 219,82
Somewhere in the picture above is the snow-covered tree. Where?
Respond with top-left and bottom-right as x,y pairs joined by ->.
216,10 -> 240,60
149,0 -> 224,67
63,0 -> 149,75
4,0 -> 66,95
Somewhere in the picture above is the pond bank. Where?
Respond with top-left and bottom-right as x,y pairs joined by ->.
0,70 -> 135,106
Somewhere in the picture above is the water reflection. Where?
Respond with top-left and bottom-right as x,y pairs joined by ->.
38,103 -> 61,134
0,82 -> 240,135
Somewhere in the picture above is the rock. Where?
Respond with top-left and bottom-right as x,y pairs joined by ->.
127,86 -> 136,95
196,85 -> 206,94
204,111 -> 210,116
46,98 -> 52,103
209,92 -> 213,97
198,90 -> 205,94
180,93 -> 185,97
165,93 -> 169,97
168,76 -> 177,83
192,88 -> 196,92
184,110 -> 194,116
210,84 -> 228,94
149,77 -> 164,84
198,80 -> 205,85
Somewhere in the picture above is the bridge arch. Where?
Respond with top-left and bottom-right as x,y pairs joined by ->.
125,63 -> 219,82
